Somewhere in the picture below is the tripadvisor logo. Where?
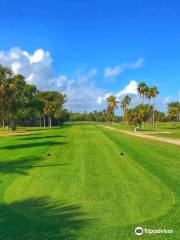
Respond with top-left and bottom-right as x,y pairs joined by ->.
135,227 -> 143,236
135,226 -> 173,236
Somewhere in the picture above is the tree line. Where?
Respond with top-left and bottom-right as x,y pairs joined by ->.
69,111 -> 122,122
0,65 -> 69,130
69,82 -> 180,128
106,81 -> 180,128
1,64 -> 179,129
167,102 -> 180,122
107,82 -> 159,128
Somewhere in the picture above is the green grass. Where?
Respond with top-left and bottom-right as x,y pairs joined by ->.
0,123 -> 179,239
103,121 -> 180,130
103,122 -> 180,139
145,131 -> 180,139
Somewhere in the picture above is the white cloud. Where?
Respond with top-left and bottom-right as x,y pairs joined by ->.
156,95 -> 180,112
50,71 -> 108,112
29,49 -> 51,63
104,58 -> 144,79
155,96 -> 171,112
0,47 -> 53,89
0,48 -> 145,113
97,80 -> 138,106
116,80 -> 138,98
11,62 -> 21,74
0,47 -> 106,112
129,58 -> 144,69
97,93 -> 111,105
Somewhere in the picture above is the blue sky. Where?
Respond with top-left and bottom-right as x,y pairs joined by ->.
0,0 -> 179,112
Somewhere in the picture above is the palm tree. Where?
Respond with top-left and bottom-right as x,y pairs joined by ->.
167,102 -> 180,123
0,65 -> 12,79
145,86 -> 151,104
107,95 -> 118,123
0,65 -> 13,128
120,99 -> 126,122
120,95 -> 131,123
167,102 -> 180,122
150,86 -> 159,104
138,82 -> 151,129
150,86 -> 159,128
137,82 -> 148,103
124,95 -> 131,107
36,91 -> 66,127
0,64 -> 69,128
54,108 -> 62,126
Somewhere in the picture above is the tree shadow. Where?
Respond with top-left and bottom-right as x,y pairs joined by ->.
23,127 -> 66,132
14,133 -> 40,137
18,135 -> 66,141
0,197 -> 93,240
167,126 -> 180,129
0,141 -> 67,151
0,156 -> 67,175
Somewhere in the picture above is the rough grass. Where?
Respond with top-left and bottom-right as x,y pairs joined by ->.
104,122 -> 180,140
104,121 -> 180,131
0,129 -> 33,136
0,123 -> 179,239
145,131 -> 180,139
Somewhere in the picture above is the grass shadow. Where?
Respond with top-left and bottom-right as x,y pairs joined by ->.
21,127 -> 67,132
0,197 -> 92,240
14,133 -> 40,137
18,135 -> 66,141
0,141 -> 67,151
0,156 -> 67,175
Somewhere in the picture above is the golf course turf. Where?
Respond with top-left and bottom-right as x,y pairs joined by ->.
0,123 -> 179,239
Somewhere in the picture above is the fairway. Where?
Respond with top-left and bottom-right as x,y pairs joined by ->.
0,123 -> 179,239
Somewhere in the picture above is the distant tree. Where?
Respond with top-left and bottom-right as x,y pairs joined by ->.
125,104 -> 152,129
107,95 -> 118,123
145,86 -> 152,104
36,91 -> 66,127
154,110 -> 165,122
0,64 -> 68,129
69,110 -> 121,123
54,108 -> 69,126
0,65 -> 13,128
120,95 -> 131,123
150,86 -> 159,128
144,86 -> 159,127
167,102 -> 180,122
137,82 -> 148,103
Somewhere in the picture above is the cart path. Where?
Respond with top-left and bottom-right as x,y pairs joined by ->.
100,125 -> 180,146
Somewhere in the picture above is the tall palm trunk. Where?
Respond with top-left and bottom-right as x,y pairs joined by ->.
10,115 -> 16,131
152,110 -> 155,129
39,116 -> 42,127
48,115 -> 52,127
122,109 -> 125,123
43,115 -> 46,127
152,98 -> 156,129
